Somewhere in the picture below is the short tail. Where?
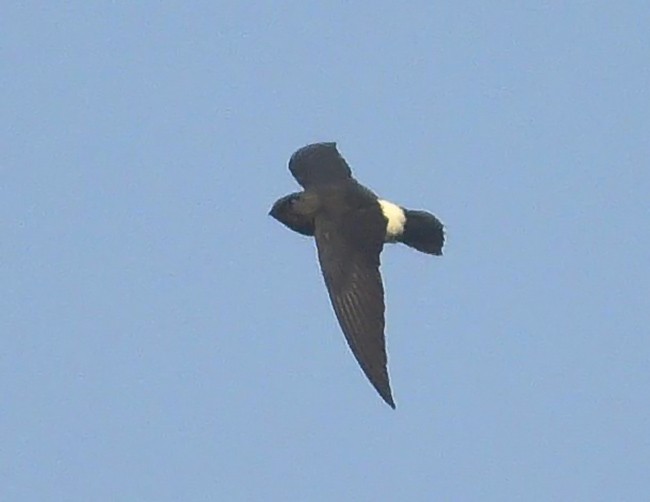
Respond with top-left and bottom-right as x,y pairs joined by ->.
398,209 -> 445,255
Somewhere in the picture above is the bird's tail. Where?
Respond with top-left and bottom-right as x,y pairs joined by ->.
398,210 -> 445,255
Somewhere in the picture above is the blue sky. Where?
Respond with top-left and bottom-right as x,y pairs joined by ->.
2,2 -> 649,500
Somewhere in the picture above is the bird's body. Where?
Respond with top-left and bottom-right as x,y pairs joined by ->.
270,142 -> 444,408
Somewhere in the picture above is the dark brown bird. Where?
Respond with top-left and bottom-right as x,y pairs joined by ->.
270,142 -> 444,408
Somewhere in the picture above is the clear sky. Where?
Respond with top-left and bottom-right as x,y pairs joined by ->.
2,2 -> 649,501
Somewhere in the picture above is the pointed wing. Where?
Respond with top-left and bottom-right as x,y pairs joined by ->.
288,142 -> 353,189
313,207 -> 395,408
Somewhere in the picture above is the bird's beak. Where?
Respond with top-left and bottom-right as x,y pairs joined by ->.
269,198 -> 281,218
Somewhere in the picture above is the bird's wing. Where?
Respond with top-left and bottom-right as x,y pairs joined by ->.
288,142 -> 352,189
313,206 -> 395,408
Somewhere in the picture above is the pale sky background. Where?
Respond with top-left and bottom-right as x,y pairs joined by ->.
2,2 -> 649,501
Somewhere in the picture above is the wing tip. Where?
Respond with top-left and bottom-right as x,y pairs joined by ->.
378,385 -> 396,409
288,142 -> 352,188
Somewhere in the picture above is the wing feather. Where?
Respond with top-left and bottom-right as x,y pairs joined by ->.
288,143 -> 353,189
314,209 -> 395,408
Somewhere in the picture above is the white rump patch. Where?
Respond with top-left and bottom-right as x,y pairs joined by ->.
378,199 -> 406,240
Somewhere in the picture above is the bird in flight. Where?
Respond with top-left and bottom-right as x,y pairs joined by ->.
269,142 -> 444,408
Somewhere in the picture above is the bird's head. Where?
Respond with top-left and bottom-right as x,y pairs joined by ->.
269,192 -> 316,236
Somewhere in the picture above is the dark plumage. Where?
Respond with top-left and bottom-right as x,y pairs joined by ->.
270,142 -> 444,408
